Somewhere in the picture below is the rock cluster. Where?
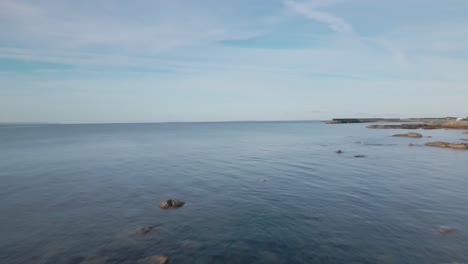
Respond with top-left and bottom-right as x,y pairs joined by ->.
160,199 -> 185,209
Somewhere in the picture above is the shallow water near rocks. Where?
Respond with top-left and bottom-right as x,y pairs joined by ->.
1,121 -> 467,263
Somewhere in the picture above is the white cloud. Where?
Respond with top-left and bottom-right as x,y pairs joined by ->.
284,0 -> 354,33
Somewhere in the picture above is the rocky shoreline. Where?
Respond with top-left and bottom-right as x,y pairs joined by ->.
368,121 -> 468,150
367,121 -> 468,130
328,118 -> 468,150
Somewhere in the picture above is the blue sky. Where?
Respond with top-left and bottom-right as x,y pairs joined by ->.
1,0 -> 467,123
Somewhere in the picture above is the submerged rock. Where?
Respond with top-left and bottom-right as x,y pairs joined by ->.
354,155 -> 367,158
160,199 -> 184,209
136,226 -> 153,235
439,226 -> 455,235
392,132 -> 423,138
139,255 -> 169,264
336,150 -> 343,154
408,143 -> 416,146
180,239 -> 203,253
135,224 -> 161,235
425,141 -> 468,150
79,256 -> 108,264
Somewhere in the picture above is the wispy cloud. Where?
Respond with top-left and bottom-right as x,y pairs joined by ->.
0,0 -> 43,17
284,0 -> 353,33
0,1 -> 252,62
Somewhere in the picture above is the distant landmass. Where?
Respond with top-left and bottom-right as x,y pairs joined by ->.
326,117 -> 465,124
0,122 -> 58,125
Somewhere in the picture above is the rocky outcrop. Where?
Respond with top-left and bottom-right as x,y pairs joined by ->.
392,132 -> 422,138
138,255 -> 168,264
425,142 -> 468,150
367,121 -> 468,130
160,199 -> 184,209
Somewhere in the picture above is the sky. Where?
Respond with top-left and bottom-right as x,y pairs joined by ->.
1,0 -> 467,123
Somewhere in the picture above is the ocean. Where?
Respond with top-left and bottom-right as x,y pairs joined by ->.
0,121 -> 467,264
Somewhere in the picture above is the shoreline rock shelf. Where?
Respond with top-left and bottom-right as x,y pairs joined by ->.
425,142 -> 468,150
392,132 -> 423,138
367,121 -> 468,130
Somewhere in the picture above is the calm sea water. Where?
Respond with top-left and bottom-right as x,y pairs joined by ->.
1,121 -> 467,264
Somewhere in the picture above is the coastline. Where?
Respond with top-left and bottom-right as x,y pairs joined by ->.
327,118 -> 468,150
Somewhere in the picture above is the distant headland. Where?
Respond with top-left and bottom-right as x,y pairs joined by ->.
327,117 -> 468,126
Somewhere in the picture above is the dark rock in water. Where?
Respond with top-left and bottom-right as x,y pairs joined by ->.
258,250 -> 281,264
392,132 -> 423,138
160,199 -> 184,209
336,150 -> 343,154
461,138 -> 468,141
425,141 -> 468,150
139,255 -> 169,264
408,143 -> 416,146
136,226 -> 153,235
439,226 -> 455,235
135,224 -> 162,235
354,155 -> 367,158
79,256 -> 108,264
180,239 -> 203,253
